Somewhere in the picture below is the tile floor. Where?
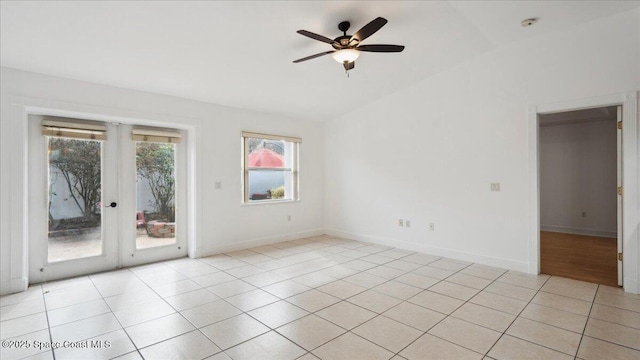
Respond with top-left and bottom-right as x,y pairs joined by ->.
1,235 -> 639,360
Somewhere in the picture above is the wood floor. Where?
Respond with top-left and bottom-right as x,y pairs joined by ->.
540,231 -> 618,286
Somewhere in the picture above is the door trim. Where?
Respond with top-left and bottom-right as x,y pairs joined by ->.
9,95 -> 199,289
528,92 -> 639,294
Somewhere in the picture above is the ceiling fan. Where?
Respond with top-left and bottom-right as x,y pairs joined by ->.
293,17 -> 405,73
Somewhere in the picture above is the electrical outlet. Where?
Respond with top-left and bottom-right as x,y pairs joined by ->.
406,220 -> 411,228
581,212 -> 587,218
490,183 -> 500,192
399,219 -> 404,227
214,181 -> 222,190
429,223 -> 435,231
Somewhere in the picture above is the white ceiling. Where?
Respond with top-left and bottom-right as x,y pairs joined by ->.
1,1 -> 638,121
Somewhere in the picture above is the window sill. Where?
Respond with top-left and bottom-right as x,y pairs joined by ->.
241,199 -> 301,206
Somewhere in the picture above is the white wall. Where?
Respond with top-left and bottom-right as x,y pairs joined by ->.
324,9 -> 639,275
540,120 -> 617,237
0,67 -> 325,295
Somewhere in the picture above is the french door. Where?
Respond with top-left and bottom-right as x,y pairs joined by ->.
28,116 -> 188,283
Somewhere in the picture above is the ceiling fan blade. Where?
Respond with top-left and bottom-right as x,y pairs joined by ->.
293,50 -> 335,63
297,30 -> 336,45
343,61 -> 355,71
357,44 -> 405,53
350,17 -> 387,43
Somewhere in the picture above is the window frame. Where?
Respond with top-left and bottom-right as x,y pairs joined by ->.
242,132 -> 300,204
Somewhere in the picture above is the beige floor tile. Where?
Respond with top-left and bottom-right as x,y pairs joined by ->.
224,331 -> 306,360
200,314 -> 269,350
428,259 -> 469,272
385,260 -> 423,272
225,289 -> 279,312
429,281 -> 480,301
361,254 -> 395,264
383,301 -> 445,331
589,303 -> 640,329
348,290 -> 402,313
113,299 -> 175,327
577,335 -> 640,360
402,253 -> 441,265
400,333 -> 483,360
55,329 -> 136,360
408,290 -> 465,315
365,266 -> 406,280
343,272 -> 388,288
412,266 -> 455,280
292,271 -> 338,288
0,286 -> 43,307
395,272 -> 440,289
341,259 -> 378,271
276,314 -> 345,350
165,289 -> 220,311
206,279 -> 256,298
459,266 -> 505,281
0,312 -> 48,340
317,280 -> 367,299
296,352 -> 320,360
151,279 -> 201,298
248,300 -> 308,328
469,291 -> 528,315
446,273 -> 492,290
428,317 -> 501,354
191,272 -> 237,288
594,291 -> 640,312
312,332 -> 393,360
531,291 -> 592,316
125,313 -> 195,349
0,299 -> 46,321
225,265 -> 265,278
104,288 -> 160,311
44,285 -> 103,310
540,277 -> 597,302
262,280 -> 311,299
520,303 -> 587,333
484,282 -> 537,302
51,313 -> 121,343
242,272 -> 287,288
317,265 -> 358,279
487,335 -> 573,360
286,289 -> 340,312
352,316 -> 422,353
372,280 -> 422,300
316,301 -> 377,330
506,317 -> 581,355
451,303 -> 515,332
584,317 -> 640,350
180,299 -> 242,328
497,273 -> 548,290
597,285 -> 640,299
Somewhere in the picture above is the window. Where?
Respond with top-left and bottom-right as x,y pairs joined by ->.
242,132 -> 301,203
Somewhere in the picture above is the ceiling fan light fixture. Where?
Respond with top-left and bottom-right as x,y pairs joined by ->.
332,49 -> 360,63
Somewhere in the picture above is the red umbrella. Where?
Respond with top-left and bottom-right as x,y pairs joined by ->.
249,148 -> 284,167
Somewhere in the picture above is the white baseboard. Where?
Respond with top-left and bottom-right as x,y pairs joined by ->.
540,225 -> 617,238
324,228 -> 529,273
0,276 -> 28,296
623,277 -> 639,295
200,228 -> 325,257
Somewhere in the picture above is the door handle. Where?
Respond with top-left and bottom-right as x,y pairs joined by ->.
106,202 -> 117,208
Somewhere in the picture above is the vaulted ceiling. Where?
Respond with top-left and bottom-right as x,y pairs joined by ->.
2,1 -> 637,121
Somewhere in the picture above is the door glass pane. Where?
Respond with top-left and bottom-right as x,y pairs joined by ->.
48,138 -> 103,262
136,142 -> 177,249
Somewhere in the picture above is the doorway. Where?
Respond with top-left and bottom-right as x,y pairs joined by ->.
28,115 -> 188,283
538,106 -> 621,286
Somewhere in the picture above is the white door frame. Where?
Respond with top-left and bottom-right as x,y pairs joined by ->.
15,98 -> 199,286
528,92 -> 639,293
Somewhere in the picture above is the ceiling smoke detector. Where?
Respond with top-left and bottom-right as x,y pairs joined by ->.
521,18 -> 538,27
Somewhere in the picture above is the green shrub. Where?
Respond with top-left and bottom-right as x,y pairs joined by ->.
270,185 -> 285,199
